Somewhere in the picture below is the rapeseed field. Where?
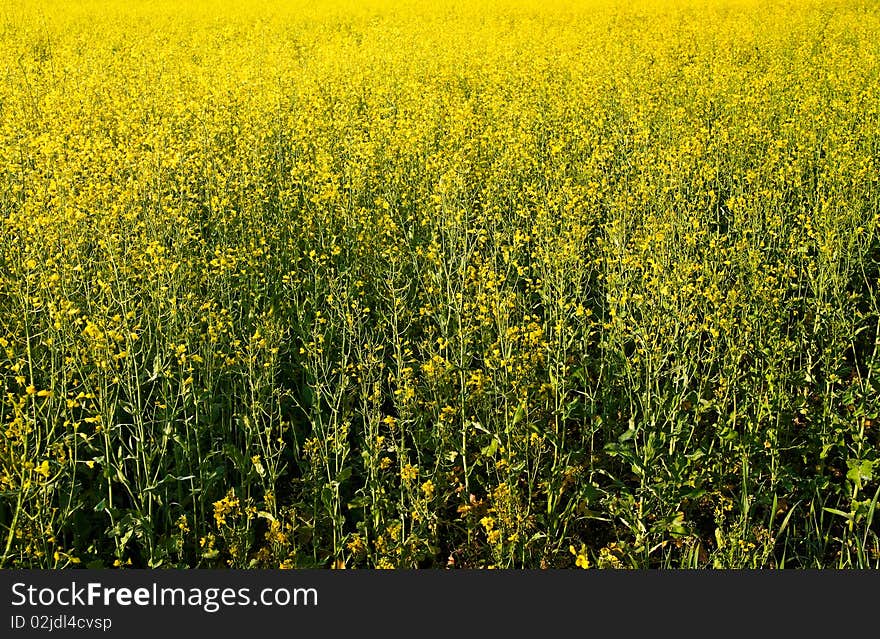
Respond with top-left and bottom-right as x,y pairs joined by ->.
1,0 -> 879,569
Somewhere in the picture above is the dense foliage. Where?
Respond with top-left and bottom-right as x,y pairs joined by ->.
1,0 -> 879,568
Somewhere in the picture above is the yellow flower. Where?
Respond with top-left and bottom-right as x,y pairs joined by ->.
346,534 -> 366,556
213,490 -> 240,527
400,464 -> 419,482
570,544 -> 590,569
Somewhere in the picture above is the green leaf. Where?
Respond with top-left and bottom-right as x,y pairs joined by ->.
846,459 -> 875,486
471,420 -> 489,435
336,466 -> 352,483
320,485 -> 334,509
301,386 -> 314,408
682,488 -> 706,500
822,507 -> 853,520
511,403 -> 525,426
579,483 -> 602,504
653,512 -> 687,536
347,496 -> 370,509
481,437 -> 500,457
